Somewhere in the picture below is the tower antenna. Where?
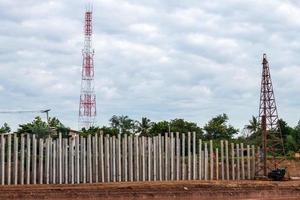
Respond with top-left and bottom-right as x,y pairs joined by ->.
78,6 -> 96,129
257,54 -> 285,177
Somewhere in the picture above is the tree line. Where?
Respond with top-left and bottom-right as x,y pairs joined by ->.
1,114 -> 299,157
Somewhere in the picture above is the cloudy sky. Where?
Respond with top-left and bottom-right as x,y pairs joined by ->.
0,0 -> 299,131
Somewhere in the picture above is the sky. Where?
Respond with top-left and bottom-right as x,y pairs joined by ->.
0,0 -> 299,131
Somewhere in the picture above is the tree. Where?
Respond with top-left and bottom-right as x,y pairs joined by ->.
109,115 -> 135,135
0,123 -> 11,134
148,119 -> 203,137
148,121 -> 169,136
17,117 -> 51,138
80,126 -> 101,137
203,114 -> 238,140
136,117 -> 153,136
17,116 -> 69,139
278,119 -> 298,153
246,116 -> 260,135
99,126 -> 119,136
245,116 -> 261,145
169,119 -> 203,136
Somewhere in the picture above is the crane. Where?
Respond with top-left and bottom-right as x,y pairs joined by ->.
0,109 -> 51,123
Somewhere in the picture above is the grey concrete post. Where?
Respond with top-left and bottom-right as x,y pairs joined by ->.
146,136 -> 150,181
236,143 -> 240,180
32,134 -> 37,184
99,133 -> 104,182
158,134 -> 162,181
241,143 -> 245,180
176,132 -> 180,180
142,136 -> 145,181
129,135 -> 133,182
204,142 -> 208,180
170,132 -> 174,180
181,133 -> 185,180
134,135 -> 139,181
117,135 -> 121,182
20,134 -> 25,185
87,134 -> 92,183
105,135 -> 110,182
153,136 -> 157,181
70,137 -> 74,184
220,140 -> 224,180
62,138 -> 68,184
7,134 -> 12,185
198,139 -> 202,180
58,132 -> 62,184
26,134 -> 31,184
192,132 -> 196,180
216,148 -> 219,180
75,135 -> 80,183
251,145 -> 255,179
187,132 -> 191,180
52,139 -> 56,184
165,133 -> 168,180
14,134 -> 19,185
45,136 -> 50,184
231,143 -> 235,180
0,134 -> 4,185
247,145 -> 251,179
94,134 -> 99,182
210,140 -> 213,180
225,140 -> 229,180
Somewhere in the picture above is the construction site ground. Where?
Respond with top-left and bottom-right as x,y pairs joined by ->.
0,180 -> 300,200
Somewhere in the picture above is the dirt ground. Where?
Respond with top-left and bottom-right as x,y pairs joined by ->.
1,180 -> 300,200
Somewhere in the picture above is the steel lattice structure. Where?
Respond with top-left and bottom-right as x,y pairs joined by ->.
79,7 -> 96,129
258,54 -> 285,176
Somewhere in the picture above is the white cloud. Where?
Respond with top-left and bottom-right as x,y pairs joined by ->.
0,0 -> 299,130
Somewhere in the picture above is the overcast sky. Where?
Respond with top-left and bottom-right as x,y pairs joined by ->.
0,0 -> 299,131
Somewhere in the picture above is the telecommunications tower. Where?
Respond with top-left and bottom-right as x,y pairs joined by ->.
78,6 -> 96,129
258,54 -> 285,176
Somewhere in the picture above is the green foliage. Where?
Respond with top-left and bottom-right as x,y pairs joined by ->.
80,126 -> 101,137
136,117 -> 153,136
203,114 -> 238,140
169,119 -> 203,136
100,126 -> 119,136
244,117 -> 300,157
148,121 -> 169,136
110,115 -> 135,135
17,117 -> 51,138
17,116 -> 69,139
278,119 -> 300,153
244,116 -> 261,146
0,123 -> 11,134
147,118 -> 203,138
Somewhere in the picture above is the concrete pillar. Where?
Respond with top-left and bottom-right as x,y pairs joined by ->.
14,134 -> 19,185
231,143 -> 235,180
32,134 -> 37,184
241,143 -> 245,180
26,134 -> 31,184
181,133 -> 185,180
192,132 -> 196,180
220,140 -> 224,180
176,132 -> 180,180
210,140 -> 213,180
198,139 -> 202,180
225,140 -> 229,180
7,134 -> 12,185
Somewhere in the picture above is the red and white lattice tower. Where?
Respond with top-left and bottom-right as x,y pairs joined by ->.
79,7 -> 96,129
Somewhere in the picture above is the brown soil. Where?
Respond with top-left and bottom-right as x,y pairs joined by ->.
1,180 -> 300,200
